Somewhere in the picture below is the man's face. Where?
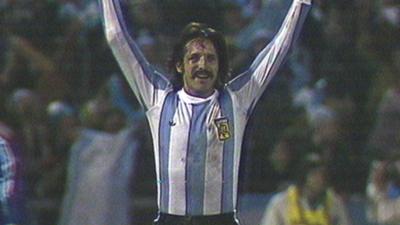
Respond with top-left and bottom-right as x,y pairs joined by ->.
177,38 -> 219,97
306,167 -> 328,196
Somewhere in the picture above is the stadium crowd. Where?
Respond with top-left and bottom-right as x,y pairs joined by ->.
0,0 -> 399,224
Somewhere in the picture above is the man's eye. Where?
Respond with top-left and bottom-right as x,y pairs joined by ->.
189,54 -> 200,62
207,55 -> 216,62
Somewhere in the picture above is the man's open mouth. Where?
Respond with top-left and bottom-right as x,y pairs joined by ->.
194,70 -> 212,79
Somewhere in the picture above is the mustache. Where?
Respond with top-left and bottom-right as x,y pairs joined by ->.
193,69 -> 213,78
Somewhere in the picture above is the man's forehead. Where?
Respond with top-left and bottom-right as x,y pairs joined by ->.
185,38 -> 216,53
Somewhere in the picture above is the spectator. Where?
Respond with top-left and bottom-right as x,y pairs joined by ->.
368,48 -> 400,158
57,99 -> 141,225
0,136 -> 25,225
79,98 -> 113,131
104,74 -> 145,123
369,86 -> 400,156
102,108 -> 127,134
33,101 -> 78,225
5,89 -> 53,204
367,159 -> 400,224
0,0 -> 70,103
260,153 -> 351,225
253,127 -> 312,194
367,51 -> 400,216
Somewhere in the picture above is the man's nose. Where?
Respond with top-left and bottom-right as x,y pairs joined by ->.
198,56 -> 206,68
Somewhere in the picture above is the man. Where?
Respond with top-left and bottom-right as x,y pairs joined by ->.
55,100 -> 137,225
99,0 -> 311,224
260,153 -> 351,225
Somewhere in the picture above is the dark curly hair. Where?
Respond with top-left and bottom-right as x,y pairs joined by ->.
294,152 -> 330,187
168,22 -> 230,90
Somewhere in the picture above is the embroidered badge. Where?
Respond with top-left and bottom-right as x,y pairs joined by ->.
214,117 -> 231,141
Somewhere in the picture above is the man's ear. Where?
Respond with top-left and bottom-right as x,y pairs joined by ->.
176,62 -> 183,74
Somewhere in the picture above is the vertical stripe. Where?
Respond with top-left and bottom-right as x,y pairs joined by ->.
108,0 -> 169,90
0,141 -> 16,200
291,4 -> 311,48
158,92 -> 177,212
218,91 -> 235,213
203,104 -> 224,214
186,103 -> 209,215
146,113 -> 162,210
168,100 -> 191,215
232,123 -> 242,212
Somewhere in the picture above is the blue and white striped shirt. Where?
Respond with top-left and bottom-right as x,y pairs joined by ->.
100,0 -> 311,216
0,137 -> 17,223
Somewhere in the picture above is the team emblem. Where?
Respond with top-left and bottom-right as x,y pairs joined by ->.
214,117 -> 231,141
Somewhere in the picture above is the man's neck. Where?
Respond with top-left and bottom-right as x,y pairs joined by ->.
183,87 -> 215,98
302,187 -> 326,209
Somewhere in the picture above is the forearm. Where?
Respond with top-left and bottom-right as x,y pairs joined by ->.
99,0 -> 146,79
251,0 -> 312,75
99,0 -> 171,110
229,0 -> 311,111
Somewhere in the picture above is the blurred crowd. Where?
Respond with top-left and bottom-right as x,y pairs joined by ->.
0,0 -> 399,224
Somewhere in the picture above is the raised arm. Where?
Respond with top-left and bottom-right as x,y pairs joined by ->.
228,0 -> 311,114
98,0 -> 172,110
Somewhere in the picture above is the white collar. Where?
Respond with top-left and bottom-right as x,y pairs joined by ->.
177,89 -> 219,104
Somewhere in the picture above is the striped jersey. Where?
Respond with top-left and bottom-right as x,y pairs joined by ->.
0,137 -> 17,223
100,0 -> 311,216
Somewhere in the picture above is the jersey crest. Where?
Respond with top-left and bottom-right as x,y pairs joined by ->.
215,117 -> 231,141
